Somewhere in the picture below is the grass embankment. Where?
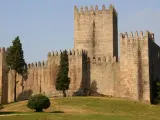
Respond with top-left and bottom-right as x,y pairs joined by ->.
0,97 -> 160,120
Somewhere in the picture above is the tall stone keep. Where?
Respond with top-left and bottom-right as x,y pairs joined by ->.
1,4 -> 160,104
74,5 -> 118,59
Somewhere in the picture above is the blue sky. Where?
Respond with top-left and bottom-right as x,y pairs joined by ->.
0,0 -> 160,63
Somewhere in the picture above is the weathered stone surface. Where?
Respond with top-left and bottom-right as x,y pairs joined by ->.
0,5 -> 160,104
74,5 -> 118,59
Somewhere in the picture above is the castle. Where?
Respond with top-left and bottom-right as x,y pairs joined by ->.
0,4 -> 160,104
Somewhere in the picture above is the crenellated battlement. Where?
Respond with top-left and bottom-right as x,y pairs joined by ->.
120,31 -> 155,46
47,49 -> 87,58
46,49 -> 88,67
0,4 -> 155,104
120,31 -> 154,40
120,31 -> 147,40
74,4 -> 118,58
27,61 -> 46,68
92,55 -> 117,64
74,4 -> 117,16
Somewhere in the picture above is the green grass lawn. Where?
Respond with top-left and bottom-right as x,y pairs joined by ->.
0,97 -> 160,120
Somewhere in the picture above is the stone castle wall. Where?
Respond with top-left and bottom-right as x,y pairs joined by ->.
89,56 -> 120,96
74,5 -> 118,58
0,5 -> 160,104
119,31 -> 151,102
6,49 -> 88,103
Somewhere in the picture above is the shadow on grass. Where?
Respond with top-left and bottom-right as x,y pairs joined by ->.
0,111 -> 22,115
49,111 -> 64,113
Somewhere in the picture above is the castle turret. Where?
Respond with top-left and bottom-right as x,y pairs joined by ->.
74,5 -> 118,60
120,31 -> 152,102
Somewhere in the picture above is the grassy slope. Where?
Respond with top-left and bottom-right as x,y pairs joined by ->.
0,97 -> 160,120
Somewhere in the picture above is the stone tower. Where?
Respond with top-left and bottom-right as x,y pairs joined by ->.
1,4 -> 159,104
119,31 -> 154,102
74,4 -> 118,59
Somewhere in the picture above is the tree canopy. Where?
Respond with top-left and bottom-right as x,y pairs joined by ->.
56,50 -> 70,97
6,36 -> 27,75
6,36 -> 27,102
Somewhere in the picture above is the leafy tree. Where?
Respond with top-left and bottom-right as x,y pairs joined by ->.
56,50 -> 70,97
27,94 -> 50,112
6,36 -> 27,102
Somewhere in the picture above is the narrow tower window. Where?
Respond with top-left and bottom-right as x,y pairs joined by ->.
98,57 -> 101,62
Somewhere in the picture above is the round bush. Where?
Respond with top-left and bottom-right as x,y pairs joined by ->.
27,94 -> 50,112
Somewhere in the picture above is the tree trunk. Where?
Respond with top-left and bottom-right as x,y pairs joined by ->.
14,73 -> 17,102
36,108 -> 43,112
63,90 -> 66,97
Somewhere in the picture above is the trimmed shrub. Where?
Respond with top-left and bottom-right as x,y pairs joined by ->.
27,94 -> 50,112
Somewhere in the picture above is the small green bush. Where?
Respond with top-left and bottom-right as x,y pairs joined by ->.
27,94 -> 50,112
